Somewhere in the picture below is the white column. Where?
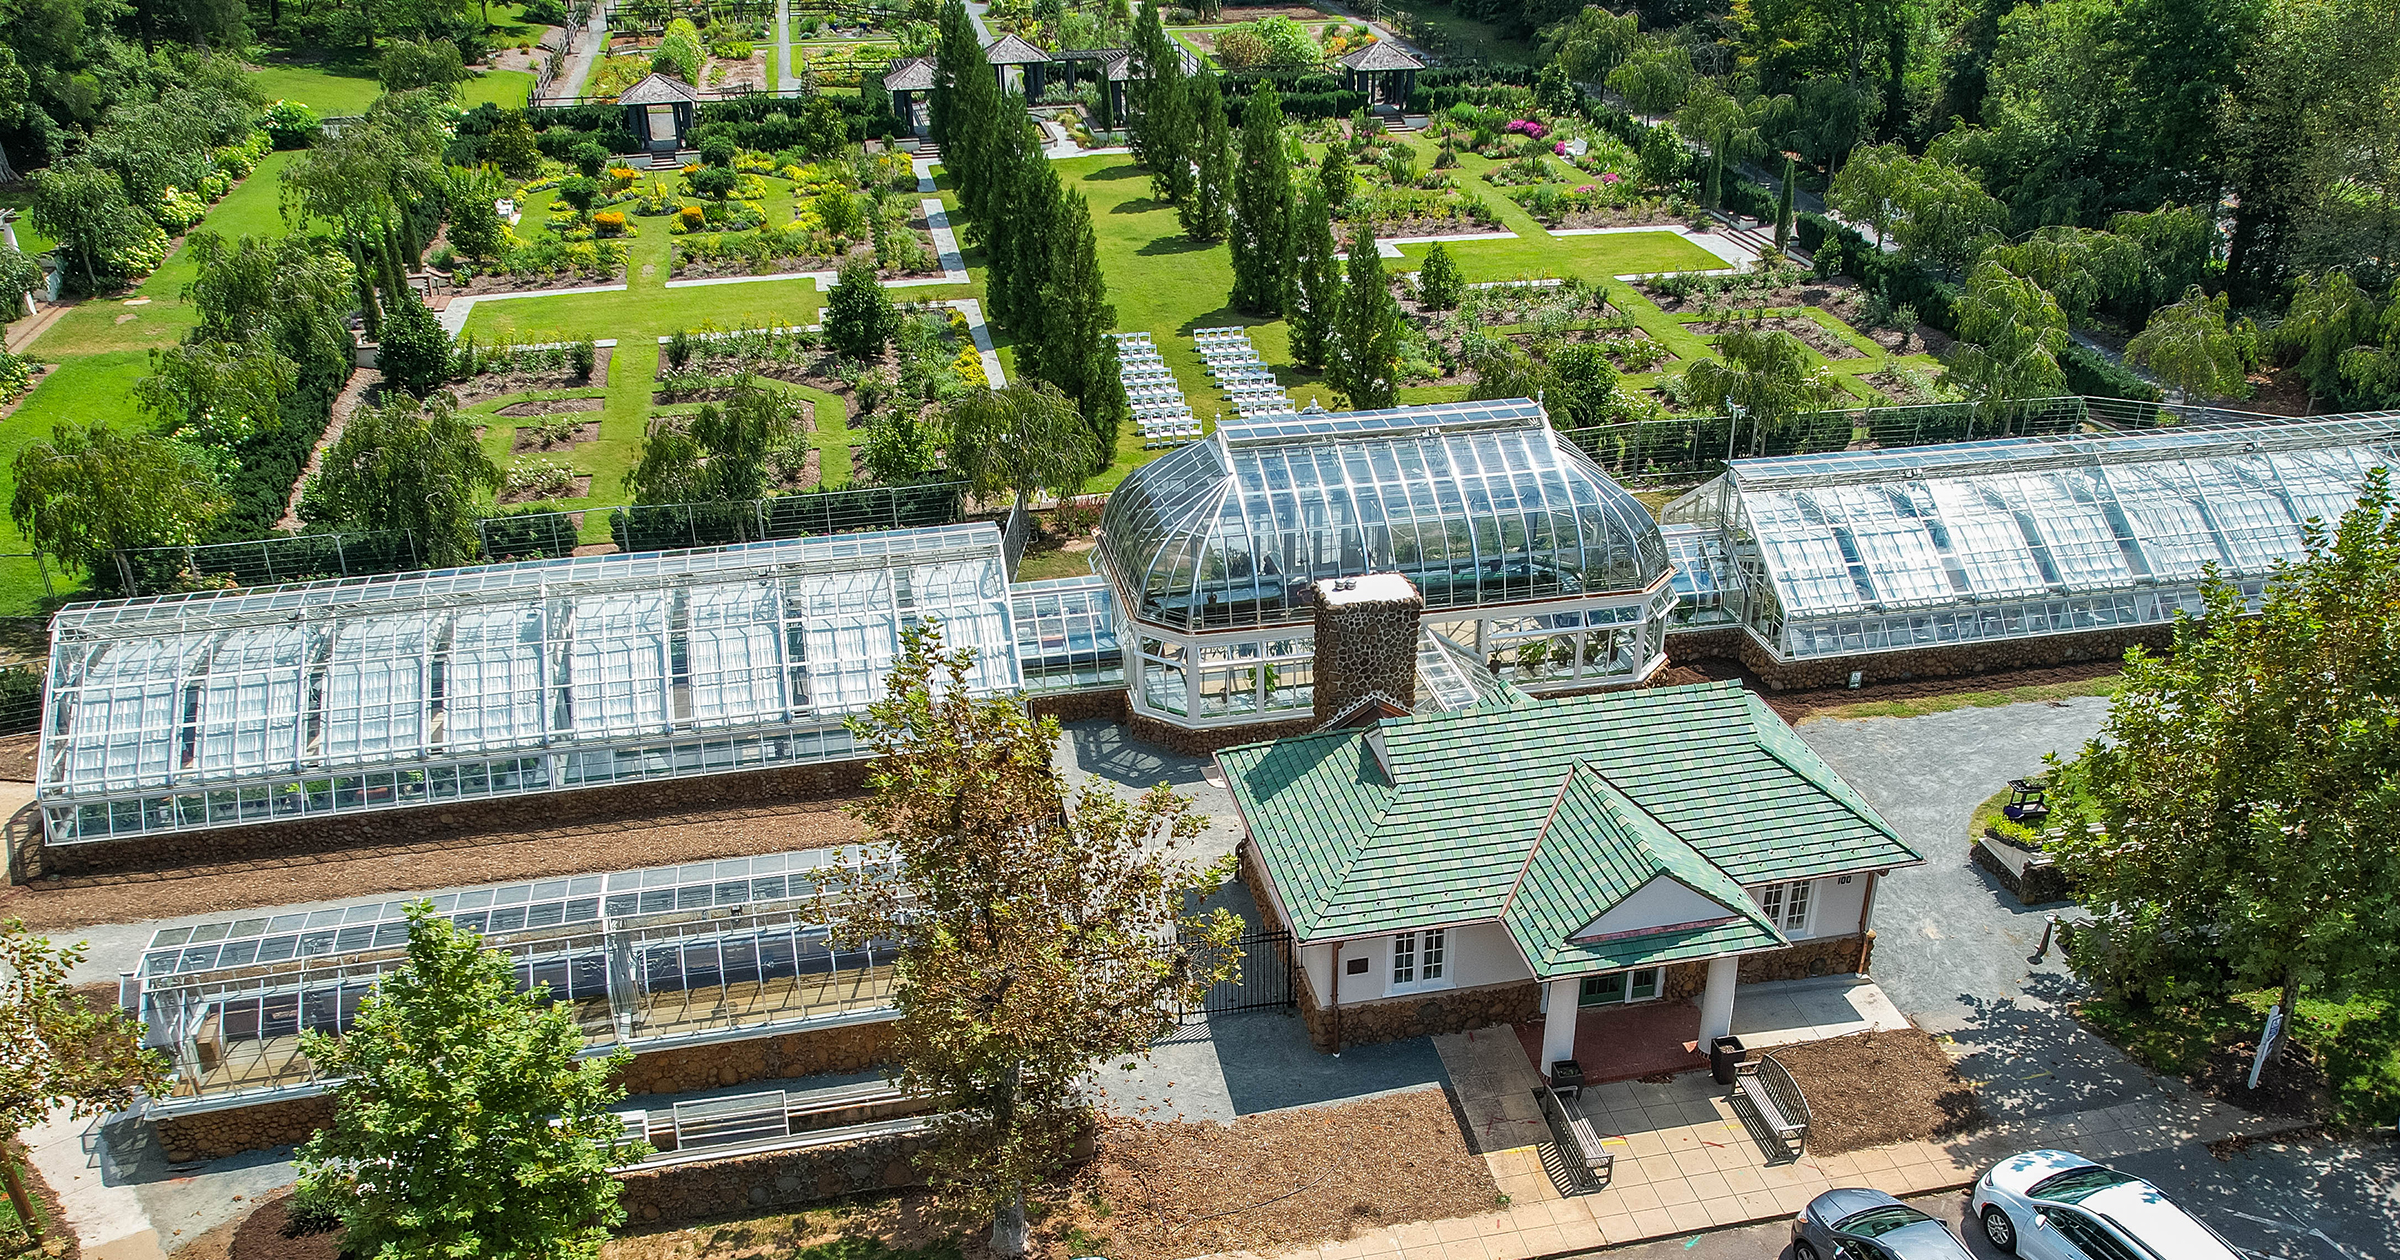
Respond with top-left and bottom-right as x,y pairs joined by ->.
1698,955 -> 1739,1045
1538,977 -> 1581,1078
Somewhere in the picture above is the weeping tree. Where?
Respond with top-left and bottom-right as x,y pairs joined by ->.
827,625 -> 1242,1258
943,382 -> 1101,515
300,392 -> 501,567
1677,324 -> 1845,447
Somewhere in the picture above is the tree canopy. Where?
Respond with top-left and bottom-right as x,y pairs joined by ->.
10,423 -> 224,582
301,392 -> 500,567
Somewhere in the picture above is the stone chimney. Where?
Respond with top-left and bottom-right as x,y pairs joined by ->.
1311,573 -> 1425,728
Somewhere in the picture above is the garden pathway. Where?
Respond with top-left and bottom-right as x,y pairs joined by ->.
547,1 -> 609,106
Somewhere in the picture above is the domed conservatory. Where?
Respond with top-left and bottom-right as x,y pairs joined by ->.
1094,399 -> 1678,730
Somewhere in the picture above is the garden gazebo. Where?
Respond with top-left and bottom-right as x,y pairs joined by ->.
881,57 -> 937,135
619,72 -> 701,154
1337,40 -> 1423,107
981,32 -> 1052,97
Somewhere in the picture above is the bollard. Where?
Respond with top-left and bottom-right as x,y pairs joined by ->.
2028,912 -> 2060,964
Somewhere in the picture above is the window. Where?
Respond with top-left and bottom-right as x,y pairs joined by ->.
1753,880 -> 1814,936
1392,929 -> 1446,988
2043,1209 -> 2144,1260
1578,966 -> 1662,1005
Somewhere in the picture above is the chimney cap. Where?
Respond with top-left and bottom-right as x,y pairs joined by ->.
1315,573 -> 1421,607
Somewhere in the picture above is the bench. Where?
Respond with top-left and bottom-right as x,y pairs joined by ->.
1732,1052 -> 1811,1155
1532,1085 -> 1614,1191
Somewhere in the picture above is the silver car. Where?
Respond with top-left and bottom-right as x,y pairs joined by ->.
1792,1188 -> 1975,1260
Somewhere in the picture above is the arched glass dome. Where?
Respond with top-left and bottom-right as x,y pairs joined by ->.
1098,400 -> 1672,631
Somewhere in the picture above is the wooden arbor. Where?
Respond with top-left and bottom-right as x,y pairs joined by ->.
1337,40 -> 1424,108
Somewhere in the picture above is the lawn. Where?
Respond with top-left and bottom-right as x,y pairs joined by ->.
250,62 -> 537,112
2082,988 -> 2400,1128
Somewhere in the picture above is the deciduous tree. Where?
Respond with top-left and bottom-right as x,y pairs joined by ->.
294,905 -> 641,1260
0,922 -> 168,1240
301,392 -> 500,566
826,254 -> 902,362
943,383 -> 1100,514
827,625 -> 1240,1258
1676,324 -> 1843,443
2052,471 -> 2400,1045
2125,286 -> 2250,403
626,375 -> 801,505
1946,260 -> 2070,421
9,424 -> 225,582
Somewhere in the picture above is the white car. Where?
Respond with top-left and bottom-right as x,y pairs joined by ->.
1970,1149 -> 2243,1260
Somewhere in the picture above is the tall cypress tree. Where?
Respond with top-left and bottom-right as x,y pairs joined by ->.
1228,80 -> 1295,316
1128,1 -> 1192,207
1288,187 -> 1339,371
1327,225 -> 1401,410
1181,72 -> 1231,241
1774,154 -> 1797,252
935,0 -> 1003,227
983,105 -> 1061,334
1028,191 -> 1129,468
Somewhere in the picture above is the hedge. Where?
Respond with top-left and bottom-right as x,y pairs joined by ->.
480,507 -> 583,560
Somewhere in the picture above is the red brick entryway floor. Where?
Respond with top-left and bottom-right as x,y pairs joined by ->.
1513,998 -> 1708,1083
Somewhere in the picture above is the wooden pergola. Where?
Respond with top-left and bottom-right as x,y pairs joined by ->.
1337,40 -> 1424,108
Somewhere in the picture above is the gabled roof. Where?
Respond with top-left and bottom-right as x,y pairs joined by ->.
616,72 -> 702,105
1218,680 -> 1919,943
981,31 -> 1051,64
1501,767 -> 1785,979
1337,40 -> 1425,72
881,57 -> 937,92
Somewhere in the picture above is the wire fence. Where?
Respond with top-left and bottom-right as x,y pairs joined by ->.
608,483 -> 968,553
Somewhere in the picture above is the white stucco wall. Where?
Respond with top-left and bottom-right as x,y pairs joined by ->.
1741,872 -> 1873,940
1296,920 -> 1533,1006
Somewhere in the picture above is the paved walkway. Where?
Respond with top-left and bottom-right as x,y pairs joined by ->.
543,2 -> 608,105
774,0 -> 796,91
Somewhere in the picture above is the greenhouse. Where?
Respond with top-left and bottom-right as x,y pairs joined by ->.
38,526 -> 1020,844
127,849 -> 896,1114
1663,414 -> 2400,661
1094,399 -> 1678,727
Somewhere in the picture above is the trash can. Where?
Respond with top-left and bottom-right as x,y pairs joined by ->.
1710,1035 -> 1746,1085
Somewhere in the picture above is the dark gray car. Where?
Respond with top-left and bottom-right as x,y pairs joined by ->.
1792,1188 -> 1977,1260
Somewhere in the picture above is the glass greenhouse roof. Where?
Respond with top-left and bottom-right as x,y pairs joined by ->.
1704,415 -> 2400,655
41,527 -> 1018,841
1010,574 -> 1123,694
1097,398 -> 1671,631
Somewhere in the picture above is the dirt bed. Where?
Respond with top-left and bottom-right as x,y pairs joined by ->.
498,473 -> 594,504
511,420 -> 603,453
1691,315 -> 1864,360
496,396 -> 604,418
451,348 -> 613,405
1768,1029 -> 1986,1154
0,797 -> 865,932
1646,656 -> 2126,724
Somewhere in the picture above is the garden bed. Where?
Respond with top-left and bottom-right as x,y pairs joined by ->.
1529,203 -> 1682,231
498,472 -> 593,505
495,396 -> 605,418
450,347 -> 613,405
668,222 -> 940,281
511,419 -> 603,452
1691,315 -> 1866,360
446,264 -> 624,296
1505,325 -> 1673,373
1768,1029 -> 1986,1154
702,50 -> 768,92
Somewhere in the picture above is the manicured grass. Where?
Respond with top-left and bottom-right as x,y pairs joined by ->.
2082,989 -> 2400,1127
248,62 -> 385,113
1384,4 -> 1536,65
464,69 -> 538,108
1796,672 -> 2125,723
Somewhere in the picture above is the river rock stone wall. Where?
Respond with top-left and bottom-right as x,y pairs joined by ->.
1312,576 -> 1426,727
617,1129 -> 929,1224
1664,623 -> 2164,692
40,758 -> 871,878
1659,932 -> 1876,1000
156,1095 -> 336,1163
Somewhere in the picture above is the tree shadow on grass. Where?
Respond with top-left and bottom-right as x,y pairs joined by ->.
1082,161 -> 1149,181
1110,197 -> 1172,216
1135,233 -> 1215,255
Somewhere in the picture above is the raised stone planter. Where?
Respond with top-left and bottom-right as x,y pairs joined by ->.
1974,831 -> 2072,905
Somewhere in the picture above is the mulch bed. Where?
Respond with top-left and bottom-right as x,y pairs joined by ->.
0,796 -> 866,932
1532,207 -> 1684,232
1691,316 -> 1865,360
1,1136 -> 77,1260
511,420 -> 604,452
0,732 -> 36,783
227,1194 -> 339,1260
448,269 -> 622,297
450,349 -> 613,407
496,397 -> 604,418
1769,1029 -> 1986,1155
498,473 -> 594,505
1075,1088 -> 1500,1260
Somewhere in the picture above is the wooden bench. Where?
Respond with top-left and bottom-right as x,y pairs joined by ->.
1732,1052 -> 1811,1154
1532,1085 -> 1614,1190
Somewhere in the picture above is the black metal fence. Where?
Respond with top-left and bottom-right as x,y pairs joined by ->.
1560,396 -> 2099,487
1162,929 -> 1296,1022
609,482 -> 968,552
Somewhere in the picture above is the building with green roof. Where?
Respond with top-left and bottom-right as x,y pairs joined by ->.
1217,678 -> 1921,1078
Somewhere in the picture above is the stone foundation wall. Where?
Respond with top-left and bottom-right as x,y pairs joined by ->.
611,1019 -> 897,1096
1302,975 -> 1543,1053
1027,689 -> 1128,726
1664,623 -> 2165,693
41,758 -> 872,878
1659,932 -> 1876,1001
150,1016 -> 900,1161
1125,710 -> 1318,757
617,1129 -> 928,1225
1973,837 -> 2072,905
156,1094 -> 336,1163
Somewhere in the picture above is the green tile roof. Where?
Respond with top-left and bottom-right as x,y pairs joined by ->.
1500,766 -> 1785,978
1218,680 -> 1919,949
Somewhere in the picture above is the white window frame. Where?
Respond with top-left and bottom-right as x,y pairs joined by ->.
1388,927 -> 1451,994
1752,879 -> 1816,938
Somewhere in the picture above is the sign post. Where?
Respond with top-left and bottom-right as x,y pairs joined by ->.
2247,1003 -> 2286,1090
